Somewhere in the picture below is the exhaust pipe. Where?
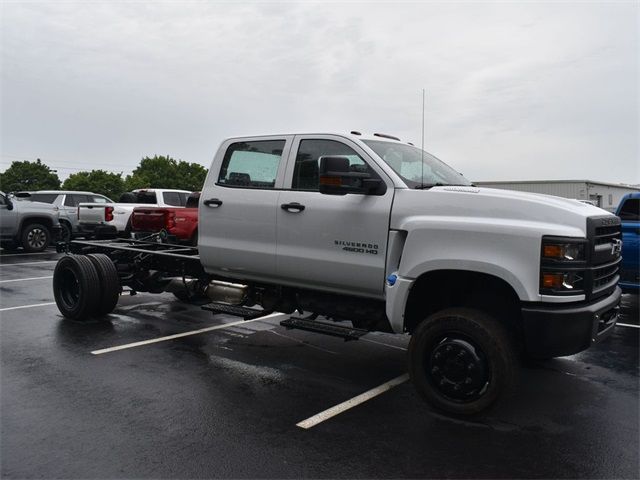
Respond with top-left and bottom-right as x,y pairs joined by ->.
164,278 -> 247,305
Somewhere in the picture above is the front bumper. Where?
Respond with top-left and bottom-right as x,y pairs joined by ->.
521,287 -> 621,358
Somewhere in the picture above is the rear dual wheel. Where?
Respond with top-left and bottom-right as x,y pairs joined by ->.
53,254 -> 120,321
408,308 -> 517,416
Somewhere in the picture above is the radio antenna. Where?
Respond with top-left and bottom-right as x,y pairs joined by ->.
421,88 -> 425,188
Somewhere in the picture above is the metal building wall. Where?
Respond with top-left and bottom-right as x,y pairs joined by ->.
474,181 -> 639,212
474,181 -> 583,199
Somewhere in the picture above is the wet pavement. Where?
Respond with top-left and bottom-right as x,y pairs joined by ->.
1,249 -> 638,478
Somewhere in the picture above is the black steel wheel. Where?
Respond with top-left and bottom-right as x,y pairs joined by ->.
87,253 -> 121,316
59,222 -> 72,243
21,223 -> 50,252
53,255 -> 101,320
408,307 -> 517,416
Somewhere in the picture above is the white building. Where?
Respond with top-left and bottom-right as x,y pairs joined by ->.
474,180 -> 640,212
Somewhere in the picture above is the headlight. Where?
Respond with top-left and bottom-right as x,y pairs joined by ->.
542,242 -> 585,261
541,272 -> 584,290
540,237 -> 587,295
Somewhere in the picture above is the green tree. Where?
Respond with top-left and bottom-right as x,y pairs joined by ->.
0,159 -> 60,192
62,170 -> 125,201
125,155 -> 207,192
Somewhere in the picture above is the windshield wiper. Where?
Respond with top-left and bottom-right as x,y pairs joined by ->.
414,183 -> 472,190
414,183 -> 445,190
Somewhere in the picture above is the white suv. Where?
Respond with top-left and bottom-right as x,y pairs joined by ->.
17,191 -> 112,241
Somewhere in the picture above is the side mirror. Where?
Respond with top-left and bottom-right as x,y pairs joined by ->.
318,156 -> 383,195
6,198 -> 13,210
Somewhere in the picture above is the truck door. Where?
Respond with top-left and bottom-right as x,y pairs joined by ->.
0,193 -> 18,238
276,135 -> 394,298
198,136 -> 292,281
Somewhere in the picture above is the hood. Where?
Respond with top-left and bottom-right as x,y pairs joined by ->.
391,186 -> 614,236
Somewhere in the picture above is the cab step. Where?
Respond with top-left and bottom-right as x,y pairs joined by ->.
280,317 -> 368,341
201,302 -> 270,320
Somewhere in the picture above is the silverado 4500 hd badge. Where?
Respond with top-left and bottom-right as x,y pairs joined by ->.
335,240 -> 379,255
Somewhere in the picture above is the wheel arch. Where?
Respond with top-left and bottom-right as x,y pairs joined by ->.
19,215 -> 55,233
403,269 -> 524,347
59,218 -> 73,235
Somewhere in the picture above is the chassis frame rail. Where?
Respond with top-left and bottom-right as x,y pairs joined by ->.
57,239 -> 206,279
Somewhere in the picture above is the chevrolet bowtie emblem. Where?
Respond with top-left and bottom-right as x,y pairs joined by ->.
611,238 -> 622,255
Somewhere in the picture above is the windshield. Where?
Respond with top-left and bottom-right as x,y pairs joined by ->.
363,140 -> 472,188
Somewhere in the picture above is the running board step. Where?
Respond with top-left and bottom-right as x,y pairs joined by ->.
280,317 -> 368,341
202,302 -> 269,320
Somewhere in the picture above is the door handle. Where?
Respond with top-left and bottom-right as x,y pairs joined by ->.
281,202 -> 305,213
204,198 -> 223,207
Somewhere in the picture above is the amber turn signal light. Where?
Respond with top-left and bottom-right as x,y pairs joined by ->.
542,273 -> 564,289
319,176 -> 342,186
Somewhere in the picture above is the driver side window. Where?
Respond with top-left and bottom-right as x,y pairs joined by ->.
292,139 -> 373,191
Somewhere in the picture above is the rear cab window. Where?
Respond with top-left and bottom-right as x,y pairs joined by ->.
89,195 -> 111,203
163,192 -> 190,206
135,191 -> 157,204
217,140 -> 287,189
64,195 -> 90,207
185,192 -> 200,208
618,198 -> 639,221
28,193 -> 59,203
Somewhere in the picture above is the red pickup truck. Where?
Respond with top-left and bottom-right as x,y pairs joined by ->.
131,192 -> 199,245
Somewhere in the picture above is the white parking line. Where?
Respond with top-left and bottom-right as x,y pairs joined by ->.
0,251 -> 59,257
91,312 -> 288,355
0,302 -> 56,312
617,323 -> 640,329
0,260 -> 58,267
296,373 -> 410,429
0,276 -> 53,284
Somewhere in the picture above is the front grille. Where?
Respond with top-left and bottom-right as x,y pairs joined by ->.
587,217 -> 622,299
592,259 -> 621,291
594,225 -> 621,245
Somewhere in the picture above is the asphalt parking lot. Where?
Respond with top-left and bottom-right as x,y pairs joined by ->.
1,249 -> 638,479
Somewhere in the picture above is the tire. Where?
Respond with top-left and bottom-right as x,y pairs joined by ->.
190,229 -> 198,247
59,222 -> 72,243
21,223 -> 51,252
408,307 -> 517,416
87,253 -> 121,316
53,255 -> 101,320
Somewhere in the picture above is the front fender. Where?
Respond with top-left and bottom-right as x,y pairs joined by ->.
396,219 -> 586,304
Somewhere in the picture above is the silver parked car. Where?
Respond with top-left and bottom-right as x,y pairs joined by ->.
16,190 -> 113,241
0,191 -> 62,252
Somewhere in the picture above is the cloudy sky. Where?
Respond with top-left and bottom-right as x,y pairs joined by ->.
1,1 -> 638,184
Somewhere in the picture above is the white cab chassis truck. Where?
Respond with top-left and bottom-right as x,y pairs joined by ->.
53,133 -> 622,415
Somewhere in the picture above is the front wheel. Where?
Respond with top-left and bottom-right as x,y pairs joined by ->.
21,223 -> 51,252
408,307 -> 517,416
